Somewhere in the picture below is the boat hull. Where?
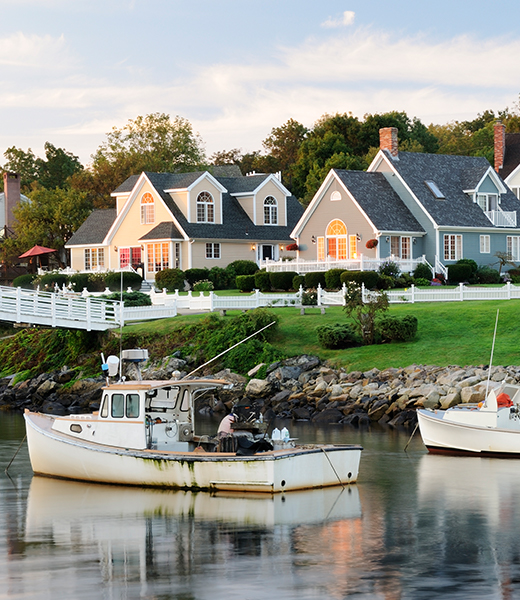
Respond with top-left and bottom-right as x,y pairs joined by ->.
417,408 -> 520,457
25,411 -> 361,493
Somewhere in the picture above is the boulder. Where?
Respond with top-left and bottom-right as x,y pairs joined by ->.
246,378 -> 273,396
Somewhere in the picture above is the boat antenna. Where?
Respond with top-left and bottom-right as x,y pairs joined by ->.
485,308 -> 500,399
183,321 -> 276,379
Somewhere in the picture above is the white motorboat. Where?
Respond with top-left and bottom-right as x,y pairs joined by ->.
24,349 -> 362,492
417,382 -> 520,457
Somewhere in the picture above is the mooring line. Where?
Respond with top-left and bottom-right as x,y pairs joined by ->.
5,434 -> 27,475
404,422 -> 419,452
321,447 -> 345,489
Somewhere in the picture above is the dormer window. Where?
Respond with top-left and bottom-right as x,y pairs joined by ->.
425,180 -> 445,199
264,196 -> 278,225
476,193 -> 498,212
140,193 -> 155,224
197,191 -> 214,223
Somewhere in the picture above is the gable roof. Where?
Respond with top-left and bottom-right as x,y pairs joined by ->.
333,170 -> 425,233
499,133 -> 520,180
66,209 -> 117,246
380,151 -> 520,228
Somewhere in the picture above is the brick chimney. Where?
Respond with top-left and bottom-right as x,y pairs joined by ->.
379,127 -> 399,158
494,121 -> 506,172
3,172 -> 20,234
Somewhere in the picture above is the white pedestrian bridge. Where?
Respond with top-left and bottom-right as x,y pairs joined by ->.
0,286 -> 123,331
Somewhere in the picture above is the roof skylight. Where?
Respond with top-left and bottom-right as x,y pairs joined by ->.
424,180 -> 445,199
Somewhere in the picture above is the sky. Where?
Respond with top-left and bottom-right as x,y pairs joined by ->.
1,0 -> 520,167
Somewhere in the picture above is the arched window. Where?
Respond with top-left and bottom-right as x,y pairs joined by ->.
264,196 -> 278,225
326,219 -> 348,259
197,191 -> 214,223
330,191 -> 341,201
140,192 -> 155,224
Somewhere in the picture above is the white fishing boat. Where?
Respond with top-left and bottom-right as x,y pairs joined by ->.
24,349 -> 362,492
417,382 -> 520,457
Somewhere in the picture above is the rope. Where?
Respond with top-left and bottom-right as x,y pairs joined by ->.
321,447 -> 345,489
5,434 -> 27,475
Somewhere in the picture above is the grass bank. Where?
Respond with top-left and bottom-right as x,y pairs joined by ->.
124,300 -> 520,372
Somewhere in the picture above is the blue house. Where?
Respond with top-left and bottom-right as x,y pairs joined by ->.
291,127 -> 520,276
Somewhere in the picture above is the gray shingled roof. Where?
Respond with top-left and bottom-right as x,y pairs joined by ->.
333,170 -> 424,232
387,151 -> 520,228
139,222 -> 184,241
66,209 -> 116,246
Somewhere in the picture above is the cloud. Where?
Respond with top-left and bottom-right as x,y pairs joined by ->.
0,32 -> 72,69
321,10 -> 355,29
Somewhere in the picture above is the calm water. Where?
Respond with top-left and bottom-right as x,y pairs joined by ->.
1,413 -> 520,600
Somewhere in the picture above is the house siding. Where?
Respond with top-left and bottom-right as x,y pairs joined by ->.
254,180 -> 287,226
188,179 -> 223,224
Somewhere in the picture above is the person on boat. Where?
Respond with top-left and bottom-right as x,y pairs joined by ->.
217,413 -> 236,437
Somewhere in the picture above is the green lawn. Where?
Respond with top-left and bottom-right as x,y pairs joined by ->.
124,300 -> 520,372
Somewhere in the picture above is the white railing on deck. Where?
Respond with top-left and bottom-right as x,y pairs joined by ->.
485,210 -> 517,227
260,255 -> 429,274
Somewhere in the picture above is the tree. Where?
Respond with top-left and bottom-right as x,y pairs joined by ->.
343,282 -> 389,345
2,146 -> 38,192
262,118 -> 308,189
10,187 -> 92,267
79,113 -> 206,207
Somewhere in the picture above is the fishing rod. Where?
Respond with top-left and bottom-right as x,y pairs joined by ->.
182,320 -> 276,379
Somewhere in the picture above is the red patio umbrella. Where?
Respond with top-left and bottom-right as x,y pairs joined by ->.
18,245 -> 56,258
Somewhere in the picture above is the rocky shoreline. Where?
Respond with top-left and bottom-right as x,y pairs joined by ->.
1,354 -> 518,429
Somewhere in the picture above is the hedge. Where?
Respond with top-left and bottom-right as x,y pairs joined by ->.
378,314 -> 418,342
185,268 -> 209,287
155,268 -> 186,292
447,263 -> 473,284
340,270 -> 380,290
413,263 -> 432,281
105,271 -> 143,291
254,270 -> 271,291
13,274 -> 35,289
236,274 -> 256,292
37,272 -> 69,290
316,323 -> 359,349
325,269 -> 345,290
227,260 -> 259,276
304,271 -> 326,288
269,271 -> 298,291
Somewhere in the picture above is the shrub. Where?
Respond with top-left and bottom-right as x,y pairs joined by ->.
236,274 -> 256,292
378,260 -> 401,278
476,266 -> 501,284
155,268 -> 185,292
254,270 -> 271,291
292,275 -> 305,290
67,273 -> 90,292
86,273 -> 106,292
316,323 -> 359,349
226,260 -> 259,276
184,268 -> 209,287
13,274 -> 35,289
343,282 -> 389,345
325,269 -> 345,290
301,289 -> 318,305
304,271 -> 326,288
456,258 -> 478,275
193,279 -> 214,292
208,266 -> 232,290
101,291 -> 152,307
37,272 -> 69,290
378,314 -> 418,342
269,270 -> 298,291
447,263 -> 473,284
414,278 -> 431,287
105,271 -> 143,291
413,262 -> 432,280
340,270 -> 380,290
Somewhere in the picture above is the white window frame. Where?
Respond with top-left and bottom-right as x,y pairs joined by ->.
444,234 -> 463,261
476,193 -> 499,212
146,242 -> 169,273
205,243 -> 221,259
140,192 -> 155,225
507,236 -> 520,261
330,191 -> 341,201
263,196 -> 278,225
480,235 -> 490,254
390,236 -> 411,259
84,248 -> 104,271
196,191 -> 214,223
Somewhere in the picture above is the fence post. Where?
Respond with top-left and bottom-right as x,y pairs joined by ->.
16,287 -> 21,323
317,283 -> 322,307
342,281 -> 347,306
507,281 -> 511,300
209,290 -> 214,312
361,282 -> 366,302
459,282 -> 464,301
86,296 -> 92,331
255,288 -> 260,307
411,284 -> 415,304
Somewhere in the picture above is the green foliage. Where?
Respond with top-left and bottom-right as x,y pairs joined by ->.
413,262 -> 432,280
67,273 -> 90,292
208,266 -> 232,290
155,268 -> 185,292
101,291 -> 151,307
236,274 -> 256,292
105,271 -> 143,291
36,272 -> 69,290
476,266 -> 501,284
292,275 -> 305,290
184,268 -> 209,287
301,289 -> 318,305
325,269 -> 345,290
304,271 -> 326,288
227,260 -> 259,276
378,260 -> 401,278
456,258 -> 478,275
447,263 -> 473,284
13,274 -> 35,289
340,270 -> 380,290
343,282 -> 389,345
254,270 -> 271,291
316,323 -> 359,349
269,270 -> 298,291
414,278 -> 431,287
193,279 -> 214,292
85,272 -> 106,292
378,315 -> 418,342
377,274 -> 395,290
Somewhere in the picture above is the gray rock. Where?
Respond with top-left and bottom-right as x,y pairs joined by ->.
246,378 -> 273,396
